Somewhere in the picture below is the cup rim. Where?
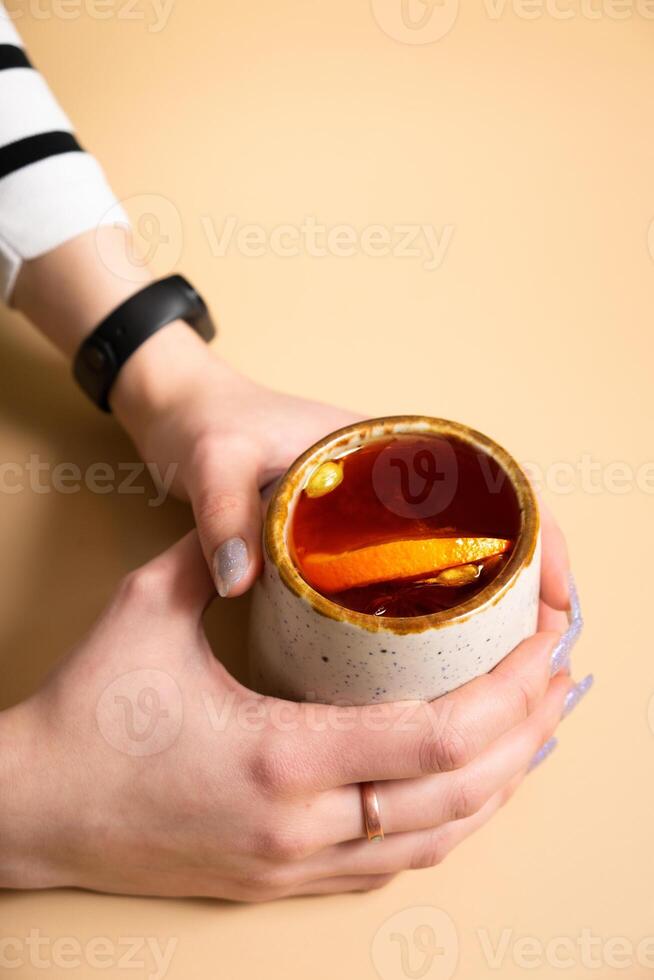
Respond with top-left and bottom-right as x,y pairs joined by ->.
264,415 -> 540,635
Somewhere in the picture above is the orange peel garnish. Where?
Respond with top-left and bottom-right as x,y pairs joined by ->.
301,536 -> 511,594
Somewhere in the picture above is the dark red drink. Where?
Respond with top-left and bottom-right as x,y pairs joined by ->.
290,434 -> 519,617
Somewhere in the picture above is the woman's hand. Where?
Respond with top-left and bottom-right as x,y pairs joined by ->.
13,226 -> 578,618
12,226 -> 357,598
109,323 -> 579,631
0,534 -> 585,902
110,323 -> 359,596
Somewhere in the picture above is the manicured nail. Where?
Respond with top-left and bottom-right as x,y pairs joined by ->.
567,572 -> 583,628
562,673 -> 594,720
550,573 -> 583,675
528,737 -> 558,773
213,537 -> 249,597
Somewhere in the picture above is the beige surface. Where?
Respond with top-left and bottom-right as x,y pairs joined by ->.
1,1 -> 652,977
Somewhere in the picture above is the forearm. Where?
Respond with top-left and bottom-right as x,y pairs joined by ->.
0,6 -> 241,449
12,226 -> 153,357
0,8 -> 124,303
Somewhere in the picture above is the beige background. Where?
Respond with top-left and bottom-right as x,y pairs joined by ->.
1,0 -> 653,977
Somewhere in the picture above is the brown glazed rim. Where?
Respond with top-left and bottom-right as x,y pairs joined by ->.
264,416 -> 540,635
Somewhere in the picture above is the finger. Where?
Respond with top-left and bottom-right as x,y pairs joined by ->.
307,672 -> 570,851
539,498 -> 571,611
370,671 -> 569,836
189,439 -> 263,597
291,873 -> 397,896
121,531 -> 215,618
280,630 -> 561,790
537,599 -> 569,634
543,577 -> 584,676
305,780 -> 519,880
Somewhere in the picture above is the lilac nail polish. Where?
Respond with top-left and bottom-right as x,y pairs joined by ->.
550,573 -> 583,675
567,572 -> 583,629
562,673 -> 594,719
214,537 -> 249,598
528,736 -> 558,773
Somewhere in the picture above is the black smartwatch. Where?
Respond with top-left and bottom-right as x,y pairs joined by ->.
73,275 -> 216,412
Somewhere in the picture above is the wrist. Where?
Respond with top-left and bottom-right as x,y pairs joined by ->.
13,223 -> 248,460
110,322 -> 238,437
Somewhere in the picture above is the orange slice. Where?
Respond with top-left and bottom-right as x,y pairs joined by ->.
302,536 -> 511,594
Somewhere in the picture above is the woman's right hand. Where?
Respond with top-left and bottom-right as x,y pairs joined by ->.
0,533 -> 580,902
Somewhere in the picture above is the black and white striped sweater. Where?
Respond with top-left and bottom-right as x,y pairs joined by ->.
0,5 -> 125,299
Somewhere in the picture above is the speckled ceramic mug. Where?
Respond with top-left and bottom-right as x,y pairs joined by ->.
248,416 -> 540,705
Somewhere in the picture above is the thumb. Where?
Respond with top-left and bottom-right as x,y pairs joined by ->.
125,531 -> 216,618
189,443 -> 263,597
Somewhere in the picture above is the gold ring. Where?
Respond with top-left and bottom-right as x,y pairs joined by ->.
361,781 -> 384,843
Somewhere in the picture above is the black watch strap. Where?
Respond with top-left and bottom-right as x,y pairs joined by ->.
73,274 -> 216,412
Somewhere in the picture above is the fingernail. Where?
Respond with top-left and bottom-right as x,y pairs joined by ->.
213,537 -> 249,597
550,573 -> 583,676
528,736 -> 558,773
567,572 -> 583,629
562,673 -> 594,720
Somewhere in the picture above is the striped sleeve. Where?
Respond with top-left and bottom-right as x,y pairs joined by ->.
0,8 -> 128,300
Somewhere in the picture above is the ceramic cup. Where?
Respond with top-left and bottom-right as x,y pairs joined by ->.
248,416 -> 540,705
